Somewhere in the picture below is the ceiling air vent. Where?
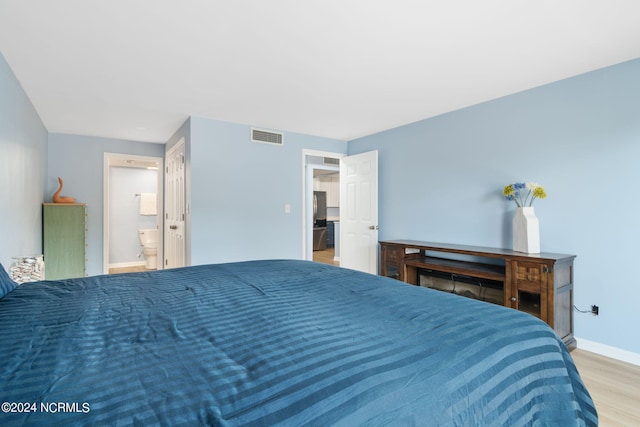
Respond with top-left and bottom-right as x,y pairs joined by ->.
323,157 -> 339,166
251,128 -> 283,146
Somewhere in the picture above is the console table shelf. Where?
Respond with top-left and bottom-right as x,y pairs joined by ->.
380,240 -> 576,350
404,257 -> 506,282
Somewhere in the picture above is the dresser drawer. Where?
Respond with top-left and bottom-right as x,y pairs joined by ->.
382,246 -> 404,262
513,261 -> 547,293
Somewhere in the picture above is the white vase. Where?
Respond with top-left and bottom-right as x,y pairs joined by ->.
513,207 -> 540,253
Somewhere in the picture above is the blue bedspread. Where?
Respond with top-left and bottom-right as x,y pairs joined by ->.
0,260 -> 597,426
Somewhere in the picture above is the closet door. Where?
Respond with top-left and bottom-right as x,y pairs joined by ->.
43,203 -> 86,279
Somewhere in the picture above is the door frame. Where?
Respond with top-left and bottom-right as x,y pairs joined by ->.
301,149 -> 345,261
103,153 -> 164,274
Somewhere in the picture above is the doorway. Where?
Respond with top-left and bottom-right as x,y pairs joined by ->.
103,153 -> 164,274
302,150 -> 344,263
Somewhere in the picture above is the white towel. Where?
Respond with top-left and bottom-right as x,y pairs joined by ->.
139,193 -> 157,215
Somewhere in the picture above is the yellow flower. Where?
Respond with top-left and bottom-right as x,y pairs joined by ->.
503,184 -> 514,197
532,186 -> 546,199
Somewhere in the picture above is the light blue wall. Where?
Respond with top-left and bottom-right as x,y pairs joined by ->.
109,167 -> 158,265
188,117 -> 348,265
348,58 -> 640,354
0,52 -> 48,269
47,133 -> 165,276
166,117 -> 190,153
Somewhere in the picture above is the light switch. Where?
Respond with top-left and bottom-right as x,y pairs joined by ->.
284,203 -> 291,214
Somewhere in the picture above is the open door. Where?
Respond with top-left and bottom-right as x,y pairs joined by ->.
340,150 -> 379,274
165,139 -> 186,269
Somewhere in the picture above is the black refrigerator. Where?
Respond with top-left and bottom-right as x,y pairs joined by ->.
313,191 -> 327,251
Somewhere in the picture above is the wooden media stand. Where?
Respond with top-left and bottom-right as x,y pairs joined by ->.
379,240 -> 576,350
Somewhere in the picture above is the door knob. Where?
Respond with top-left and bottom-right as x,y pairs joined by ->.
369,225 -> 379,230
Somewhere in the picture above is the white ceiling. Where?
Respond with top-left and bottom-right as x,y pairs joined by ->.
1,1 -> 639,143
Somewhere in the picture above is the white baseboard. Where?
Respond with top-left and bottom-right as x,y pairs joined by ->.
576,337 -> 640,366
109,261 -> 146,269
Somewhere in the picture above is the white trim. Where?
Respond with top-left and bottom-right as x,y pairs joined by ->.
108,261 -> 146,269
103,155 -> 110,274
576,337 -> 640,366
301,149 -> 346,261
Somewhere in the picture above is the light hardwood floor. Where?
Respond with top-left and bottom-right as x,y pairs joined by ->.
313,247 -> 340,266
571,349 -> 640,426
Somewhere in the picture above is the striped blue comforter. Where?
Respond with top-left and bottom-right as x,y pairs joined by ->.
0,260 -> 596,426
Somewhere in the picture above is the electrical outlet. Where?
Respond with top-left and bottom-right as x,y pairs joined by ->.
591,305 -> 599,316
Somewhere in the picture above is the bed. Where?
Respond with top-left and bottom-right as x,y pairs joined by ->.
0,259 -> 597,426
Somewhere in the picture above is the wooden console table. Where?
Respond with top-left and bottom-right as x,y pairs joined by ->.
379,240 -> 576,350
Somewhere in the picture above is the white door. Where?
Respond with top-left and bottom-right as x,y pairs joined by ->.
340,150 -> 378,274
165,139 -> 186,269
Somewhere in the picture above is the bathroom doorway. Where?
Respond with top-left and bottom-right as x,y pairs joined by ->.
103,153 -> 164,274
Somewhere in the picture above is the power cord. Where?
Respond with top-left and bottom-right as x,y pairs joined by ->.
573,305 -> 591,313
574,304 -> 599,315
